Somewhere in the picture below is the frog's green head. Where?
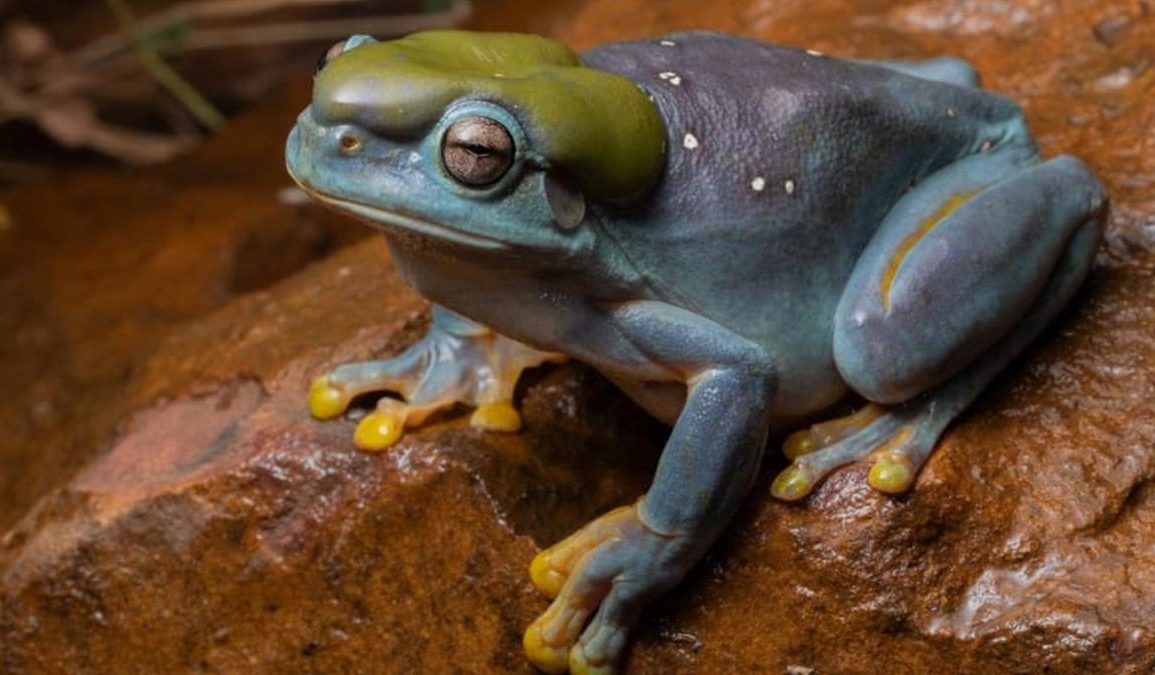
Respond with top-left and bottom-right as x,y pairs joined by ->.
286,31 -> 665,258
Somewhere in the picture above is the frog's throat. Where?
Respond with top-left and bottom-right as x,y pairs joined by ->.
290,177 -> 509,251
313,30 -> 665,205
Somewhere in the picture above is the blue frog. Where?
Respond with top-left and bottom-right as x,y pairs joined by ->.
286,30 -> 1106,674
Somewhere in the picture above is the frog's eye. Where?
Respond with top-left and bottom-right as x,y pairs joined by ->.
441,116 -> 514,187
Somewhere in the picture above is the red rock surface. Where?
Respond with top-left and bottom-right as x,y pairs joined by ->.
3,0 -> 1155,672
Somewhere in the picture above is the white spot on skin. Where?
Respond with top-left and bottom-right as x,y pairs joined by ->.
785,179 -> 796,194
946,107 -> 957,118
751,177 -> 766,192
806,49 -> 824,56
659,40 -> 677,47
658,71 -> 683,86
683,133 -> 699,150
980,140 -> 993,152
408,151 -> 422,164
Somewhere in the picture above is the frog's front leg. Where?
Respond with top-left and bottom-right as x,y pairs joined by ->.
309,305 -> 564,450
524,302 -> 773,674
774,143 -> 1107,500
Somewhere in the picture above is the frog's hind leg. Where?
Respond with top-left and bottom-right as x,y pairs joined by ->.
773,143 -> 1106,500
774,211 -> 1101,499
856,56 -> 981,88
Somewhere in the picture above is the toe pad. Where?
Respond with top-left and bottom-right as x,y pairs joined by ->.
353,412 -> 403,451
308,376 -> 347,420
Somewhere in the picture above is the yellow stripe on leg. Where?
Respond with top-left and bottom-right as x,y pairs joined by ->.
880,192 -> 975,312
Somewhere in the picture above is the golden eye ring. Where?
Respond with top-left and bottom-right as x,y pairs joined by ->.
339,134 -> 363,155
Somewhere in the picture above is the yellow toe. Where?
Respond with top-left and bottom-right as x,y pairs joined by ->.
782,429 -> 818,460
470,402 -> 522,432
523,624 -> 570,675
529,552 -> 566,598
353,412 -> 403,451
868,454 -> 915,494
771,464 -> 815,502
308,376 -> 347,420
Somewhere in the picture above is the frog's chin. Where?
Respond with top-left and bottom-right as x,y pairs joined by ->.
289,177 -> 510,252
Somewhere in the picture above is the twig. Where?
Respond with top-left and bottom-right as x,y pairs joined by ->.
85,122 -> 196,163
70,0 -> 468,68
71,0 -> 368,67
103,0 -> 226,129
182,4 -> 472,51
0,77 -> 193,165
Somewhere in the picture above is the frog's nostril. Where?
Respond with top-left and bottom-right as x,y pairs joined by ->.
339,134 -> 363,155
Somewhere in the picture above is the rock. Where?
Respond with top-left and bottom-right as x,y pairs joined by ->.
0,82 -> 368,533
0,239 -> 663,672
1093,14 -> 1133,46
4,0 -> 1155,672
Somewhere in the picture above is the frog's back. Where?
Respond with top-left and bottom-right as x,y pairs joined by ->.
580,33 -> 1030,416
582,32 -> 1023,232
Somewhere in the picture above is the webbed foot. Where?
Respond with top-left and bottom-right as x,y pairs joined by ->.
309,306 -> 564,450
772,401 -> 944,501
781,403 -> 885,459
524,503 -> 688,674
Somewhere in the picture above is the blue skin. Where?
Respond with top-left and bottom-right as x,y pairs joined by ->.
287,31 -> 1106,674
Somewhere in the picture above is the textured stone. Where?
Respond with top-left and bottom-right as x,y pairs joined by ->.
4,0 -> 1155,672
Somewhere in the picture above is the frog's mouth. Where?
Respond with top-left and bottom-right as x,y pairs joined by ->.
286,163 -> 509,252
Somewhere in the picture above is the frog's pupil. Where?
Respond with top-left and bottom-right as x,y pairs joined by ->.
441,116 -> 514,187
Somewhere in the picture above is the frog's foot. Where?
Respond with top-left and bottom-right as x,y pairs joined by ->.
524,503 -> 687,674
772,401 -> 948,501
308,306 -> 565,450
782,403 -> 886,459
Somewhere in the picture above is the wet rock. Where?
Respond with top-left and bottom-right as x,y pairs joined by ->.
4,0 -> 1155,672
0,82 -> 368,533
888,0 -> 1053,37
0,238 -> 665,672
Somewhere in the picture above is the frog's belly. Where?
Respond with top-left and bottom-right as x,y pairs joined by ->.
722,315 -> 850,425
388,236 -> 851,426
636,251 -> 860,423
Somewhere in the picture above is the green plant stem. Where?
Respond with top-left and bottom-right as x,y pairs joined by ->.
103,0 -> 226,130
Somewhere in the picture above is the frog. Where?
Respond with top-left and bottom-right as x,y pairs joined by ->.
286,30 -> 1107,674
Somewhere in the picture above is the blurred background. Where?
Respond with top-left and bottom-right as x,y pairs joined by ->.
0,0 -> 596,183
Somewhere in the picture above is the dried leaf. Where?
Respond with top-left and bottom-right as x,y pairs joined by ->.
86,123 -> 195,164
32,98 -> 98,147
3,21 -> 53,64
